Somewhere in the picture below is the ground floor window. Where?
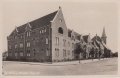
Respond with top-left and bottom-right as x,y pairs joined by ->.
33,49 -> 36,56
63,49 -> 66,57
46,48 -> 50,56
27,53 -> 30,57
55,48 -> 59,57
9,52 -> 12,56
27,50 -> 30,57
20,52 -> 23,56
68,50 -> 70,55
15,52 -> 18,57
72,51 -> 74,56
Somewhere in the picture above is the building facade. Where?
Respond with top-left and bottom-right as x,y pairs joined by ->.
7,7 -> 110,62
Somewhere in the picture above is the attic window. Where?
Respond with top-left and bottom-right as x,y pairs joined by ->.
58,27 -> 63,34
60,19 -> 62,22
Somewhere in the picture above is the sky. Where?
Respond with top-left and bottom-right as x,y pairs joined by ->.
1,0 -> 119,53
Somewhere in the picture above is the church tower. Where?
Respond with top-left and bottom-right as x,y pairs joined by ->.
101,27 -> 107,44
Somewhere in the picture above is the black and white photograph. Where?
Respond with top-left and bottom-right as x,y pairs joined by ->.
1,0 -> 119,76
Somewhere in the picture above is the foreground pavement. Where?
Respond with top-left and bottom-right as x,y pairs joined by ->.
2,58 -> 118,76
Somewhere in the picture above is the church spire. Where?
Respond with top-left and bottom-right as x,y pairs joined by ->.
102,27 -> 106,37
101,27 -> 107,44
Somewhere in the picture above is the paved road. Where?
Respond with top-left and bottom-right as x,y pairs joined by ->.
2,58 -> 118,76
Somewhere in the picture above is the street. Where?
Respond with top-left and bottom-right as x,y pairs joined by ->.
2,58 -> 118,76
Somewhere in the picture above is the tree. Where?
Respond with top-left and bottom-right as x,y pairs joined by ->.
75,43 -> 85,63
90,47 -> 95,60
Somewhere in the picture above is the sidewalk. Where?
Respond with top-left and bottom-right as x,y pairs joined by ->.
51,58 -> 107,66
4,58 -> 112,66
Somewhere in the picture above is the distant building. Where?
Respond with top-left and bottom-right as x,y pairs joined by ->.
7,7 -> 110,62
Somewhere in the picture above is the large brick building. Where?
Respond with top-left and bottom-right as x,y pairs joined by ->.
7,7 -> 110,62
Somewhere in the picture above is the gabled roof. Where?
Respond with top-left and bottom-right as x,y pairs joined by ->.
30,11 -> 58,30
83,35 -> 89,43
92,36 -> 102,42
10,10 -> 58,36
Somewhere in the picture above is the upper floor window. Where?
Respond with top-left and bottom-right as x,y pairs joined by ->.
60,19 -> 62,22
55,37 -> 59,45
42,30 -> 44,33
27,42 -> 30,47
46,38 -> 48,44
58,27 -> 63,34
63,39 -> 66,46
9,45 -> 11,49
40,30 -> 42,34
44,29 -> 46,32
14,36 -> 17,39
71,35 -> 75,40
15,44 -> 17,49
20,35 -> 23,39
72,43 -> 74,48
27,31 -> 30,37
20,43 -> 23,48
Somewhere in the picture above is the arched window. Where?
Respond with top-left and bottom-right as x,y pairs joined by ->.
58,27 -> 63,34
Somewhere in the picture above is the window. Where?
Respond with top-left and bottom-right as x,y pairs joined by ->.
14,36 -> 17,39
27,53 -> 30,56
60,19 -> 62,22
40,30 -> 42,34
72,43 -> 74,48
33,49 -> 36,56
9,45 -> 11,49
9,52 -> 12,56
46,48 -> 50,56
58,27 -> 63,34
20,35 -> 23,39
44,29 -> 46,32
72,51 -> 74,56
27,42 -> 30,47
63,49 -> 66,57
27,50 -> 30,56
20,43 -> 23,48
15,52 -> 17,57
68,50 -> 70,55
63,39 -> 66,46
20,52 -> 23,56
55,48 -> 59,57
55,37 -> 59,45
55,37 -> 57,45
42,30 -> 44,33
68,42 -> 70,47
15,44 -> 17,49
27,32 -> 28,36
71,35 -> 75,40
27,32 -> 30,37
46,38 -> 48,44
